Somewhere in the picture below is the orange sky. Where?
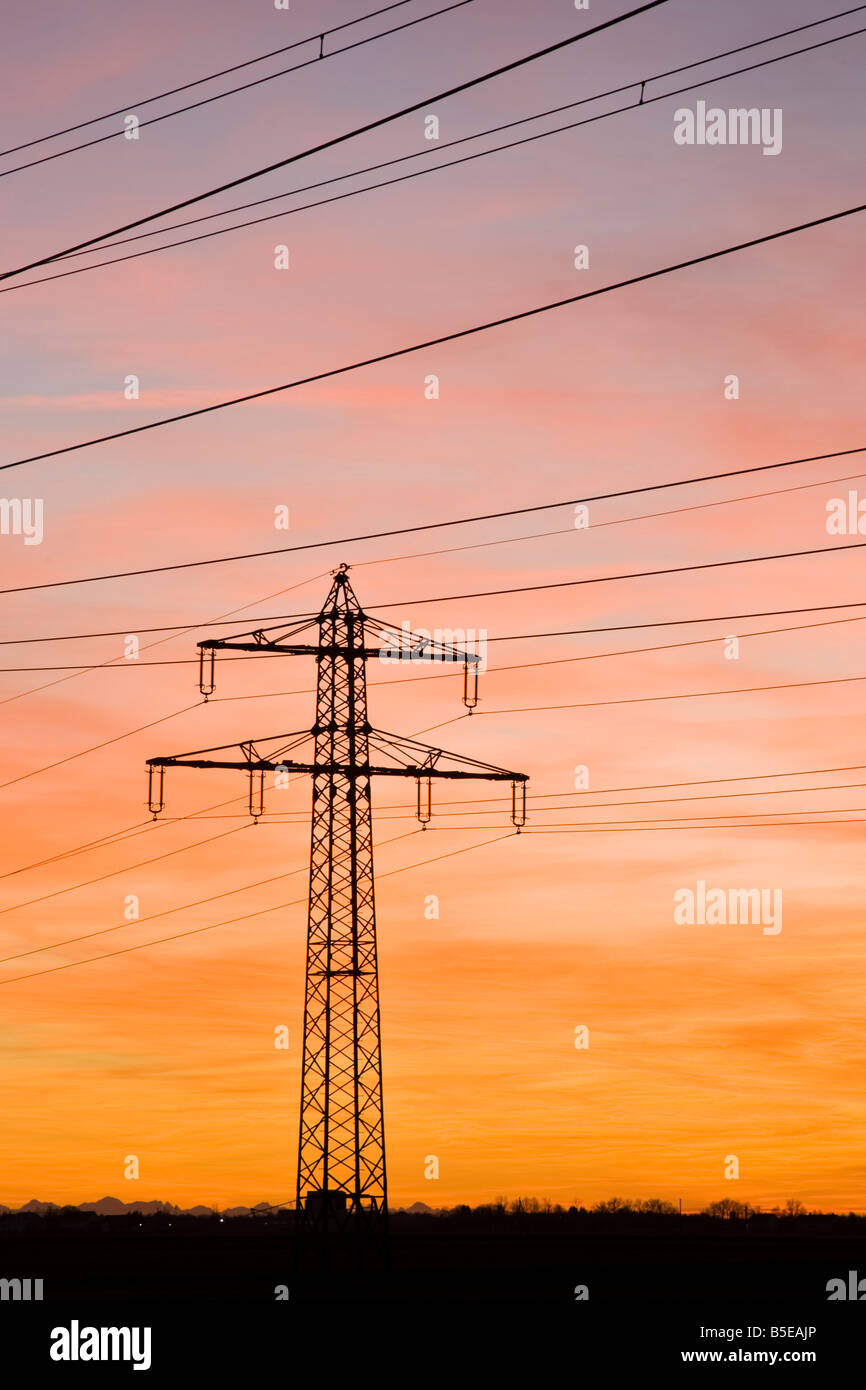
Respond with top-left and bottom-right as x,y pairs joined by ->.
1,0 -> 865,1212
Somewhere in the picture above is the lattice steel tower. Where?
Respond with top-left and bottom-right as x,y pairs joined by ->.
146,566 -> 527,1235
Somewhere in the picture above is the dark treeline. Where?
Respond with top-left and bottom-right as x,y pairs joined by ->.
387,1197 -> 865,1232
1,1196 -> 863,1234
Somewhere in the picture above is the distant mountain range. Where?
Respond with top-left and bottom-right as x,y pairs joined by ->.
0,1197 -> 261,1217
0,1197 -> 438,1217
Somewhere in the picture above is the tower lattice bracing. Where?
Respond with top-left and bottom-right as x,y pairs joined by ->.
299,573 -> 385,1228
146,565 -> 527,1241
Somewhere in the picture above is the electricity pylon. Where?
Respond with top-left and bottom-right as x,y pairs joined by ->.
146,565 -> 527,1236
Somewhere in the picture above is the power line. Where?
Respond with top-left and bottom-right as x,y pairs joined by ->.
521,805 -> 866,824
374,761 -> 866,803
185,776 -> 866,824
5,756 -> 860,884
2,443 -> 863,587
536,763 -> 866,795
0,695 -> 433,878
11,18 -> 865,292
0,0 -> 669,280
363,781 -> 866,817
485,602 -> 866,643
0,894 -> 292,985
1,2 -> 476,179
0,819 -> 154,879
467,671 -> 866,717
357,540 -> 866,610
70,765 -> 866,816
4,595 -> 866,652
0,820 -> 181,882
0,0 -> 435,158
5,610 -> 866,676
9,750 -> 857,896
0,653 -> 296,673
46,3 -> 866,260
4,769 -> 861,975
0,867 -> 301,965
4,207 -> 862,471
341,464 -> 866,575
436,613 -> 866,675
0,825 -> 250,920
0,576 -> 328,769
0,787 -> 281,884
5,458 -> 866,689
0,569 -> 328,712
519,819 -> 866,832
195,613 -> 866,708
192,544 -> 866,628
130,536 -> 863,656
0,700 -> 203,791
4,800 -> 865,987
407,810 -> 866,826
217,813 -> 866,831
0,831 -> 511,987
0,829 -> 419,966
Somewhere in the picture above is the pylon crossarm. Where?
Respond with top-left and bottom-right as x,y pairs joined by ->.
365,619 -> 481,666
196,567 -> 361,658
203,640 -> 321,654
146,730 -> 312,767
149,756 -> 317,772
367,765 -> 521,780
196,617 -> 321,695
195,578 -> 481,714
198,620 -> 480,665
146,732 -> 315,813
202,639 -> 471,661
148,754 -> 518,781
368,727 -> 527,781
199,615 -> 320,650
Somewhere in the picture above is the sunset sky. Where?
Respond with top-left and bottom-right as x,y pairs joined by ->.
1,0 -> 864,1213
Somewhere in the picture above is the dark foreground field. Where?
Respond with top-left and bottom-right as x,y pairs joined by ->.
1,1210 -> 864,1302
2,1211 -> 863,1373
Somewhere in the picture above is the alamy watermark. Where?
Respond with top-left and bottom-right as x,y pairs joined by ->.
1,1276 -> 43,1300
379,622 -> 488,672
674,879 -> 782,935
674,101 -> 782,156
49,1321 -> 152,1371
0,497 -> 43,545
826,490 -> 866,535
